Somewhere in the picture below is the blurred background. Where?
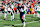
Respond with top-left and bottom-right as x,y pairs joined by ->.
0,0 -> 40,14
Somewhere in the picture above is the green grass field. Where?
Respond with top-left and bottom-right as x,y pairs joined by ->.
0,14 -> 40,27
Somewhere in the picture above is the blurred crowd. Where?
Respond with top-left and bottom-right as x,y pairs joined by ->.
0,0 -> 39,14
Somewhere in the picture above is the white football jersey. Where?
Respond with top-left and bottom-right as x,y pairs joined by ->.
8,7 -> 11,11
5,5 -> 7,11
21,8 -> 24,12
20,5 -> 26,12
34,6 -> 38,11
37,6 -> 40,11
24,5 -> 26,11
11,4 -> 14,9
